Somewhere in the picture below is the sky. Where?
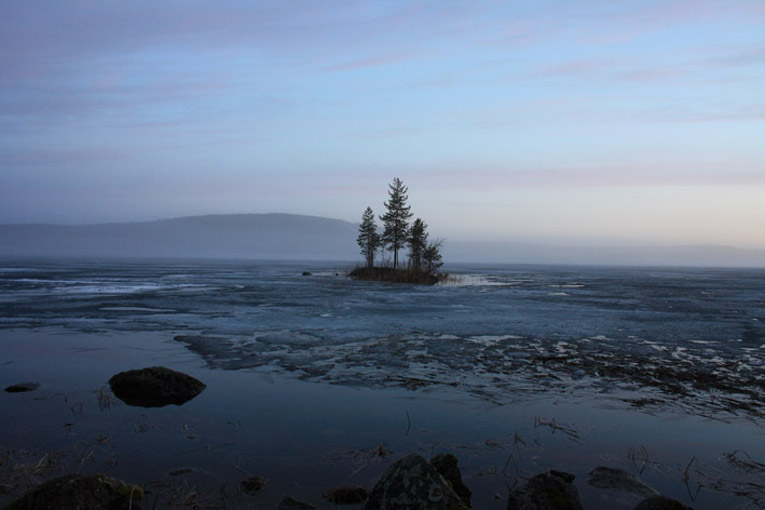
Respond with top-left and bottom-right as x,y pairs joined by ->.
1,0 -> 764,249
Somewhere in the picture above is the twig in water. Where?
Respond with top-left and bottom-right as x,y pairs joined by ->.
229,460 -> 250,476
502,453 -> 519,478
682,456 -> 703,502
533,416 -> 580,441
31,454 -> 49,474
128,484 -> 140,510
628,445 -> 650,474
682,456 -> 696,483
406,411 -> 411,437
724,450 -> 765,473
97,386 -> 116,412
70,402 -> 83,415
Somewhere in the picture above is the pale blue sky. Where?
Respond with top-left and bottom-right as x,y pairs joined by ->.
1,1 -> 764,248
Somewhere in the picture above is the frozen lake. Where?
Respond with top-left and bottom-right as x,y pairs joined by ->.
1,259 -> 763,508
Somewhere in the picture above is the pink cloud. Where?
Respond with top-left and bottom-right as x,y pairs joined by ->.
408,164 -> 765,191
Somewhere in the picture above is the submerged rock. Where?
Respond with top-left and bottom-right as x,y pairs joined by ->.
108,366 -> 206,407
364,454 -> 469,510
241,475 -> 267,495
431,453 -> 472,507
4,382 -> 40,393
588,466 -> 658,498
7,473 -> 143,509
278,496 -> 316,509
507,470 -> 584,510
323,485 -> 369,504
632,496 -> 694,509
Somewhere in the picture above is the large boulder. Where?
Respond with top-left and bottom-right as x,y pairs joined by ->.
431,453 -> 471,507
507,470 -> 584,510
108,366 -> 206,407
7,474 -> 143,509
632,496 -> 694,509
587,467 -> 658,498
364,454 -> 469,510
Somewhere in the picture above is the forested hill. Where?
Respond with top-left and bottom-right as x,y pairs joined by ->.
0,214 -> 358,260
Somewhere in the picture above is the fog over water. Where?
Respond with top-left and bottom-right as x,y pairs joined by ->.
2,213 -> 764,268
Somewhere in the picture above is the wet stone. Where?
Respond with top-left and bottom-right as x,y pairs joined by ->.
587,466 -> 658,498
507,470 -> 584,510
7,473 -> 143,510
241,475 -> 267,495
4,382 -> 40,393
364,454 -> 469,510
108,366 -> 206,407
431,453 -> 472,507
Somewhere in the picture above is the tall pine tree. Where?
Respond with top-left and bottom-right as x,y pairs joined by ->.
356,206 -> 380,268
380,177 -> 413,269
407,218 -> 428,272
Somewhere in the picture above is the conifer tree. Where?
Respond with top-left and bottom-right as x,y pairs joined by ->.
380,177 -> 412,269
407,218 -> 428,272
356,206 -> 380,268
423,239 -> 444,274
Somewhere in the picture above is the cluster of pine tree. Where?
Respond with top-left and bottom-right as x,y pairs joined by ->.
356,178 -> 443,278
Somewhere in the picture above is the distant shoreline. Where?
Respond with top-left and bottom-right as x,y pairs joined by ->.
2,213 -> 764,267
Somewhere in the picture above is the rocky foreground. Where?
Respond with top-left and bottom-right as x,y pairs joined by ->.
0,366 -> 710,509
6,453 -> 693,510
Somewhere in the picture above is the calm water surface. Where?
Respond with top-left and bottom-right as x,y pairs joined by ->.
1,259 -> 763,509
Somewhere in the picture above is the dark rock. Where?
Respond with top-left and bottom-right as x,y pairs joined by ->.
431,453 -> 472,507
588,466 -> 658,498
507,470 -> 584,510
324,485 -> 368,504
632,496 -> 694,510
241,475 -> 267,494
302,271 -> 312,276
278,496 -> 316,509
364,454 -> 469,510
7,473 -> 143,509
4,382 -> 40,393
108,366 -> 206,407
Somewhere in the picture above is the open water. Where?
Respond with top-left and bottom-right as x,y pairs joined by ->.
0,259 -> 763,509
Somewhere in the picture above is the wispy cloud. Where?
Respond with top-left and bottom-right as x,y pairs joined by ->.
639,104 -> 765,123
710,48 -> 765,67
411,163 -> 765,191
320,52 -> 419,73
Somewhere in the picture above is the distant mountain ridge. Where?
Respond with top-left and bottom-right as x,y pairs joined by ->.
0,213 -> 359,261
1,213 -> 764,267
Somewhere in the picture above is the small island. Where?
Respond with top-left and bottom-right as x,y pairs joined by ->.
350,178 -> 445,285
